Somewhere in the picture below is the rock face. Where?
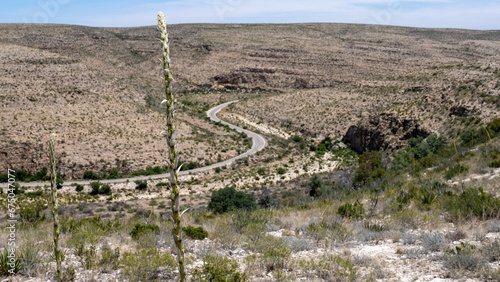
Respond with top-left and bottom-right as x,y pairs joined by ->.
342,113 -> 429,154
0,142 -> 49,175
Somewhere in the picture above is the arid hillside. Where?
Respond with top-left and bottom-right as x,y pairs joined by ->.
1,23 -> 499,178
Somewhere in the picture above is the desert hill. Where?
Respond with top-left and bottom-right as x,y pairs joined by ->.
0,23 -> 499,178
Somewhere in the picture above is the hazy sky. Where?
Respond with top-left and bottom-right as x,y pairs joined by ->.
1,0 -> 499,30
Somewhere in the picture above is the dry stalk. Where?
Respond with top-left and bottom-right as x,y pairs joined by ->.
157,11 -> 187,281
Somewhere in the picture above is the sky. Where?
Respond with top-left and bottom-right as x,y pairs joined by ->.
1,0 -> 499,30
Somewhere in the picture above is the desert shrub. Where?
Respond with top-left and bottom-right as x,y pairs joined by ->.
354,151 -> 385,186
489,117 -> 500,135
488,220 -> 500,232
276,167 -> 287,175
135,180 -> 148,190
63,216 -> 121,247
443,254 -> 482,272
258,186 -> 276,209
24,190 -> 44,199
75,184 -> 84,192
83,170 -> 100,180
444,164 -> 468,180
255,235 -> 291,272
130,223 -> 160,240
130,166 -> 166,177
19,199 -> 46,222
182,226 -> 208,240
120,248 -> 176,282
422,233 -> 447,252
402,233 -> 419,245
482,240 -> 500,262
88,181 -> 112,195
99,184 -> 112,195
338,201 -> 365,219
309,174 -> 325,197
0,248 -> 22,276
284,236 -> 315,252
89,181 -> 100,195
192,255 -> 248,282
445,230 -> 467,242
18,241 -> 46,277
298,255 -> 358,281
80,245 -> 97,270
208,186 -> 256,214
100,246 -> 121,273
155,182 -> 169,187
0,173 -> 8,183
307,221 -> 352,247
180,161 -> 200,171
489,160 -> 500,168
391,135 -> 451,173
443,187 -> 500,221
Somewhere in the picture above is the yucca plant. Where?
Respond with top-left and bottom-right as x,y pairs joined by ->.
157,11 -> 187,281
48,133 -> 62,281
0,248 -> 22,275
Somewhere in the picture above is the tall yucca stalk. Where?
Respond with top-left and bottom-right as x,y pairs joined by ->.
48,133 -> 62,281
157,11 -> 186,281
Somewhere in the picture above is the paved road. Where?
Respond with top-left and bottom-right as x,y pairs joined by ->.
3,101 -> 266,188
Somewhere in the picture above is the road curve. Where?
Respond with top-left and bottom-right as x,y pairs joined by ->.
5,101 -> 266,188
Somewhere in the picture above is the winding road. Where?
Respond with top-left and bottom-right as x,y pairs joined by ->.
4,101 -> 266,188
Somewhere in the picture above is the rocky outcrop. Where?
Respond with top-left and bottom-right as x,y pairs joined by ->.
0,142 -> 49,174
342,113 -> 429,154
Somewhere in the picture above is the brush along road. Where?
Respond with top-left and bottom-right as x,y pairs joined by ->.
7,100 -> 266,188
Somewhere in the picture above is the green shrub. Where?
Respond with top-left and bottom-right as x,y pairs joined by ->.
444,164 -> 468,180
354,151 -> 385,185
75,184 -> 84,192
489,160 -> 500,168
88,181 -> 112,195
443,187 -> 500,221
135,180 -> 148,190
180,161 -> 200,171
262,236 -> 292,272
155,182 -> 169,187
276,167 -> 287,175
192,255 -> 248,282
182,226 -> 208,240
208,186 -> 256,214
309,174 -> 324,197
488,118 -> 500,134
83,170 -> 100,180
99,184 -> 112,195
338,201 -> 365,219
130,223 -> 160,240
89,181 -> 100,195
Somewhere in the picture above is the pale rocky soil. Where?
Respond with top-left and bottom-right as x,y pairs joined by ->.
1,24 -> 499,177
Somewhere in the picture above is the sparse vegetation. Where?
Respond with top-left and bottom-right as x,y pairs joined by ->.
0,17 -> 499,282
208,186 -> 256,214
